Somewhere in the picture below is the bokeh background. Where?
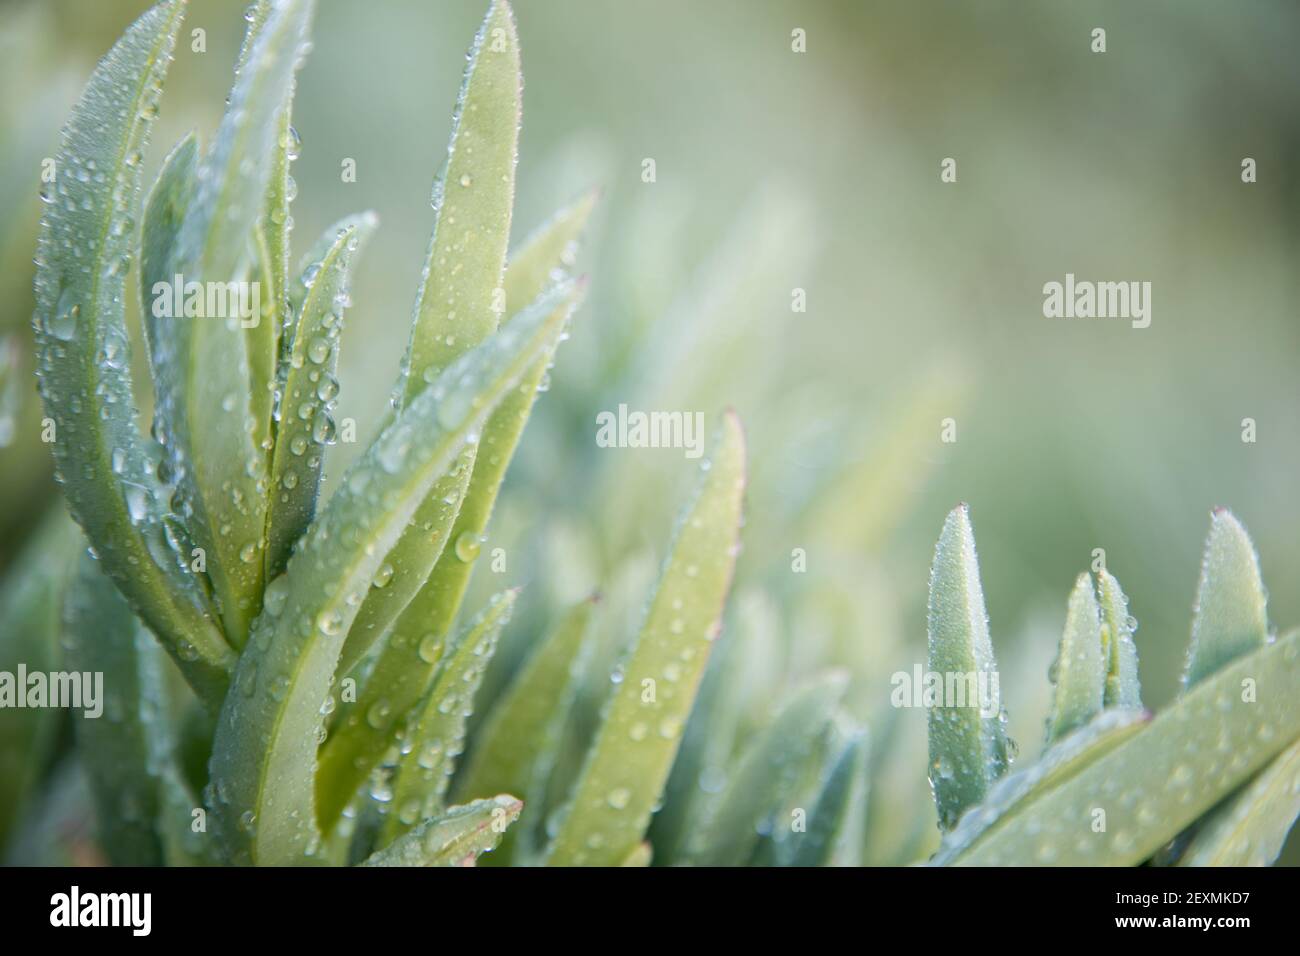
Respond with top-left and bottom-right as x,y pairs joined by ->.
1,0 -> 1297,863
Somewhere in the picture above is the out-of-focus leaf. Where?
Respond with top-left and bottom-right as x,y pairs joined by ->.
157,0 -> 313,644
315,282 -> 582,829
931,708 -> 1148,865
1177,736 -> 1300,866
0,511 -> 78,851
453,596 -> 597,864
620,842 -> 652,866
1097,568 -> 1142,710
789,727 -> 870,867
953,629 -> 1300,865
925,505 -> 1009,830
360,796 -> 521,867
30,0 -> 232,705
381,590 -> 516,844
264,213 -> 375,578
688,672 -> 846,866
209,281 -> 574,865
1045,573 -> 1105,743
1183,508 -> 1269,690
62,552 -> 163,865
546,413 -> 748,866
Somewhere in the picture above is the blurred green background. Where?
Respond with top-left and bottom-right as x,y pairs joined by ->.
1,0 -> 1297,863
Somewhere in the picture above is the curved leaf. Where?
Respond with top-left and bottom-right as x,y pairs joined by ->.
333,0 -> 529,680
140,130 -> 198,384
264,212 -> 376,577
925,504 -> 1009,830
546,413 -> 748,866
30,0 -> 232,705
208,277 -> 575,865
155,0 -> 314,643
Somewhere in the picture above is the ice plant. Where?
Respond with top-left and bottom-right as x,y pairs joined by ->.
926,506 -> 1300,865
26,0 -> 752,866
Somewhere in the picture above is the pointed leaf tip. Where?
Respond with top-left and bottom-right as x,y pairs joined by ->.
1183,508 -> 1269,690
1045,573 -> 1105,743
1096,568 -> 1142,710
926,505 -> 1009,831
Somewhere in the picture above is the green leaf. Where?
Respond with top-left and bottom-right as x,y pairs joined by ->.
925,504 -> 1009,830
951,629 -> 1300,865
0,511 -> 78,852
208,277 -> 576,865
452,595 -> 598,864
398,0 -> 520,407
789,727 -> 870,867
1183,508 -> 1269,690
500,189 -> 598,315
329,0 -> 523,581
359,795 -> 521,867
30,0 -> 233,705
688,673 -> 847,866
931,708 -> 1148,865
1045,573 -> 1106,743
62,552 -> 164,865
140,130 -> 198,384
264,212 -> 376,578
1097,568 -> 1142,710
620,843 -> 653,866
332,2 -> 536,682
545,412 -> 748,866
380,590 -> 516,844
318,274 -> 590,832
155,0 -> 314,644
1178,736 -> 1300,866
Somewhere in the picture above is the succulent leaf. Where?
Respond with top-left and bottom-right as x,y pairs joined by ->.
1045,573 -> 1106,743
360,795 -> 521,867
1183,508 -> 1270,690
264,213 -> 376,578
208,280 -> 574,865
953,630 -> 1300,865
925,505 -> 1009,830
30,0 -> 233,704
380,590 -> 516,844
